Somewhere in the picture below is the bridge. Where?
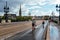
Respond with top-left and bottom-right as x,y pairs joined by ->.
4,21 -> 49,40
0,20 -> 60,40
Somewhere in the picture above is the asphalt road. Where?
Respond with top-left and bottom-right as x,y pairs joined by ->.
5,21 -> 48,40
0,20 -> 44,40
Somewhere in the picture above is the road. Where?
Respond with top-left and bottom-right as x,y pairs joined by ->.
3,20 -> 60,40
5,20 -> 48,40
0,20 -> 44,39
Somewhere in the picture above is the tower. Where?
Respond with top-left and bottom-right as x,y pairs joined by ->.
19,4 -> 21,16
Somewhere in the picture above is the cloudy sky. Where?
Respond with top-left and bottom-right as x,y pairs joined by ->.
0,0 -> 60,16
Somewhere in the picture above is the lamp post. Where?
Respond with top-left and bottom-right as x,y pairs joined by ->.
4,1 -> 9,22
56,4 -> 60,24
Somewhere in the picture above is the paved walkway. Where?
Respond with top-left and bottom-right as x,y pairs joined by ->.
5,21 -> 48,40
0,20 -> 44,40
50,22 -> 60,40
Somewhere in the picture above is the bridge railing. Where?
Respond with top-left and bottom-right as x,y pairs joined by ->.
33,20 -> 49,40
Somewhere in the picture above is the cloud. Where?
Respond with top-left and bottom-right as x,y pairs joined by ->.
24,0 -> 47,6
54,0 -> 60,4
31,10 -> 43,16
31,9 -> 54,16
21,4 -> 29,16
0,0 -> 59,16
9,4 -> 29,16
0,12 -> 4,16
47,0 -> 60,4
28,6 -> 41,10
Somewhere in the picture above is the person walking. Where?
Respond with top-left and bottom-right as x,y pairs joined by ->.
0,17 -> 2,23
32,19 -> 36,31
42,21 -> 45,28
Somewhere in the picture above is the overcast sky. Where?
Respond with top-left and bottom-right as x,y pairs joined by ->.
0,0 -> 60,16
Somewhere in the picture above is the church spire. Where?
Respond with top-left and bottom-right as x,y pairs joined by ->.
19,4 -> 21,16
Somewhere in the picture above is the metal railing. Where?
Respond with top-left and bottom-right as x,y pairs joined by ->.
34,20 -> 49,40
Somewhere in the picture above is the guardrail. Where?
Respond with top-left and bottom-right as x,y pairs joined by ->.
45,24 -> 50,40
34,20 -> 49,40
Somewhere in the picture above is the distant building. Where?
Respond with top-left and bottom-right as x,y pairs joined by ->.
19,4 -> 22,16
4,14 -> 16,19
34,16 -> 43,20
52,16 -> 59,21
43,16 -> 49,20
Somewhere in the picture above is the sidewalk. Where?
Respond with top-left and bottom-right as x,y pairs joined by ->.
50,22 -> 60,40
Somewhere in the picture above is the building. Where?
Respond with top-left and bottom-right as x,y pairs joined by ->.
4,14 -> 16,19
19,4 -> 22,16
34,16 -> 43,20
43,15 -> 49,20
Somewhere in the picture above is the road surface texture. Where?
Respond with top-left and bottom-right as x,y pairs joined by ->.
5,21 -> 48,40
0,20 -> 44,40
50,22 -> 60,40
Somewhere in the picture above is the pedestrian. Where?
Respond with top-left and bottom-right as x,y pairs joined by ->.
32,19 -> 36,31
42,21 -> 45,28
49,17 -> 51,25
0,17 -> 2,23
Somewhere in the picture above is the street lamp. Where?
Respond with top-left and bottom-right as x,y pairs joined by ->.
4,1 -> 9,22
56,4 -> 60,24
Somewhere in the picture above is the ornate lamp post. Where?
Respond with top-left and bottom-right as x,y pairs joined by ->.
56,4 -> 60,24
4,1 -> 9,22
